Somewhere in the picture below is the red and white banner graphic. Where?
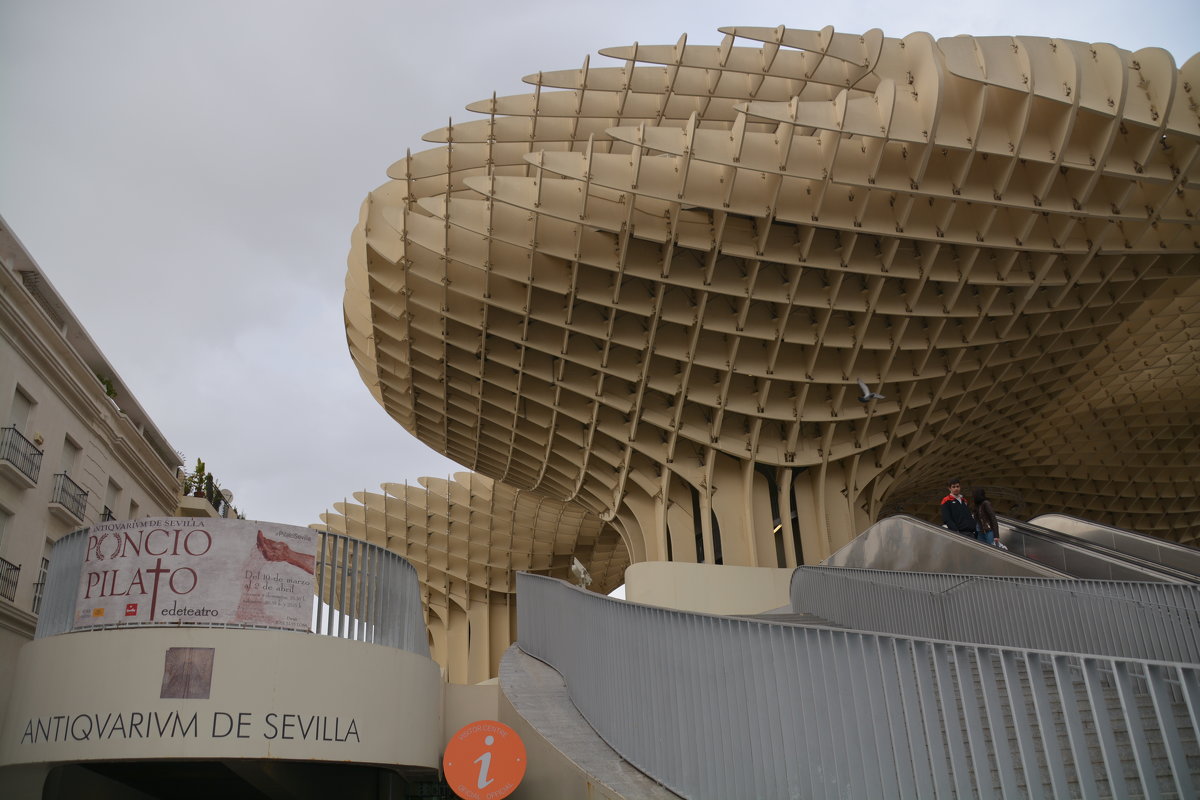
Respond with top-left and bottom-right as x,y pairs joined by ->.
73,518 -> 316,631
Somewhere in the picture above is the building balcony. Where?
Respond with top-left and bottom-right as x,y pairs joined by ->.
100,506 -> 115,521
176,494 -> 221,518
0,557 -> 19,602
176,486 -> 235,518
0,426 -> 43,489
48,472 -> 87,525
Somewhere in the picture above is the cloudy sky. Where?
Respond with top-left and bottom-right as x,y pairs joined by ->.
1,0 -> 1195,527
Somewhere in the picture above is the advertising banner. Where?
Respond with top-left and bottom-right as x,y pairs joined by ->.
73,518 -> 316,631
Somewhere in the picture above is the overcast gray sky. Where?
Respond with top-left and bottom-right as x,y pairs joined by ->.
1,0 -> 1195,527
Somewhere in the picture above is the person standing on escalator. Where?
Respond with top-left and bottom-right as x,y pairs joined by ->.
972,488 -> 1009,550
940,478 -> 976,537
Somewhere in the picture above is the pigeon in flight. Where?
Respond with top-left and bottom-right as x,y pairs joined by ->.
856,379 -> 885,403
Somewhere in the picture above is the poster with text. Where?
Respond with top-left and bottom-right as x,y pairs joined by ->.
73,518 -> 316,631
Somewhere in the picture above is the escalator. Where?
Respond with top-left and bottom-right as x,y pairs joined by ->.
822,515 -> 1069,576
997,516 -> 1197,583
1030,513 -> 1200,577
825,513 -> 1198,583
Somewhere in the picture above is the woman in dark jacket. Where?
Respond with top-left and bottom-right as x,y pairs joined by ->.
973,488 -> 1005,548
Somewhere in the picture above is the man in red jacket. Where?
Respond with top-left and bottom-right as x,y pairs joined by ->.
940,478 -> 976,537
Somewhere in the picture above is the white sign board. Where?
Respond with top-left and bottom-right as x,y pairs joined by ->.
73,518 -> 316,631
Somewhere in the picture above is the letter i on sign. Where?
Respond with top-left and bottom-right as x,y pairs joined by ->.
473,736 -> 495,788
443,720 -> 526,800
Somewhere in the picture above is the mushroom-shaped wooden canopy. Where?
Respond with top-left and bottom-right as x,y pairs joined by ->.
318,472 -> 627,681
346,26 -> 1200,564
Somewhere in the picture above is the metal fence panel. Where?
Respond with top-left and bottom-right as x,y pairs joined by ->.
518,572 -> 1200,800
33,529 -> 87,638
791,566 -> 1200,662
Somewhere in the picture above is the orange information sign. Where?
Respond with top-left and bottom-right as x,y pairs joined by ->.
443,720 -> 526,800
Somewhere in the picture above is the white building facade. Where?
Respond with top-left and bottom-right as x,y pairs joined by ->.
0,217 -> 182,723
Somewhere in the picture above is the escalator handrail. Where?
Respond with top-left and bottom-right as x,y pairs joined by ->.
999,516 -> 1197,584
1029,513 -> 1200,576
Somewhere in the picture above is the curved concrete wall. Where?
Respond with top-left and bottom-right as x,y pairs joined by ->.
624,561 -> 792,614
0,628 -> 442,768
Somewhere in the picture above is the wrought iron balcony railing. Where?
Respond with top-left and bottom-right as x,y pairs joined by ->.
0,426 -> 43,485
0,557 -> 19,602
100,506 -> 115,521
50,473 -> 88,522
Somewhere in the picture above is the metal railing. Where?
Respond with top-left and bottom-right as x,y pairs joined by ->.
50,473 -> 87,521
100,506 -> 115,521
0,425 -> 43,484
517,572 -> 1200,800
201,484 -> 235,518
31,531 -> 86,633
34,526 -> 429,656
312,529 -> 429,653
0,557 -> 19,602
791,566 -> 1200,664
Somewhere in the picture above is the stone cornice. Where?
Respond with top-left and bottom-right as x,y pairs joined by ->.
0,599 -> 37,640
0,264 -> 180,513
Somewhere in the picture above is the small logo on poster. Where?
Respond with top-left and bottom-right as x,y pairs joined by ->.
443,720 -> 525,800
92,608 -> 105,617
125,603 -> 138,616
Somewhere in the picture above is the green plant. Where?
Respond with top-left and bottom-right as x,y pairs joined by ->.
95,373 -> 117,398
187,458 -> 207,496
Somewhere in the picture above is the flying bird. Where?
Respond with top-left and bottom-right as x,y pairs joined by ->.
856,379 -> 886,403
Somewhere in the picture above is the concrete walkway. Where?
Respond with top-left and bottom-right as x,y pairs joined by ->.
499,647 -> 681,800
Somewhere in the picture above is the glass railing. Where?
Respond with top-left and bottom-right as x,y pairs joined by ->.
0,426 -> 43,484
50,473 -> 88,521
0,557 -> 19,602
